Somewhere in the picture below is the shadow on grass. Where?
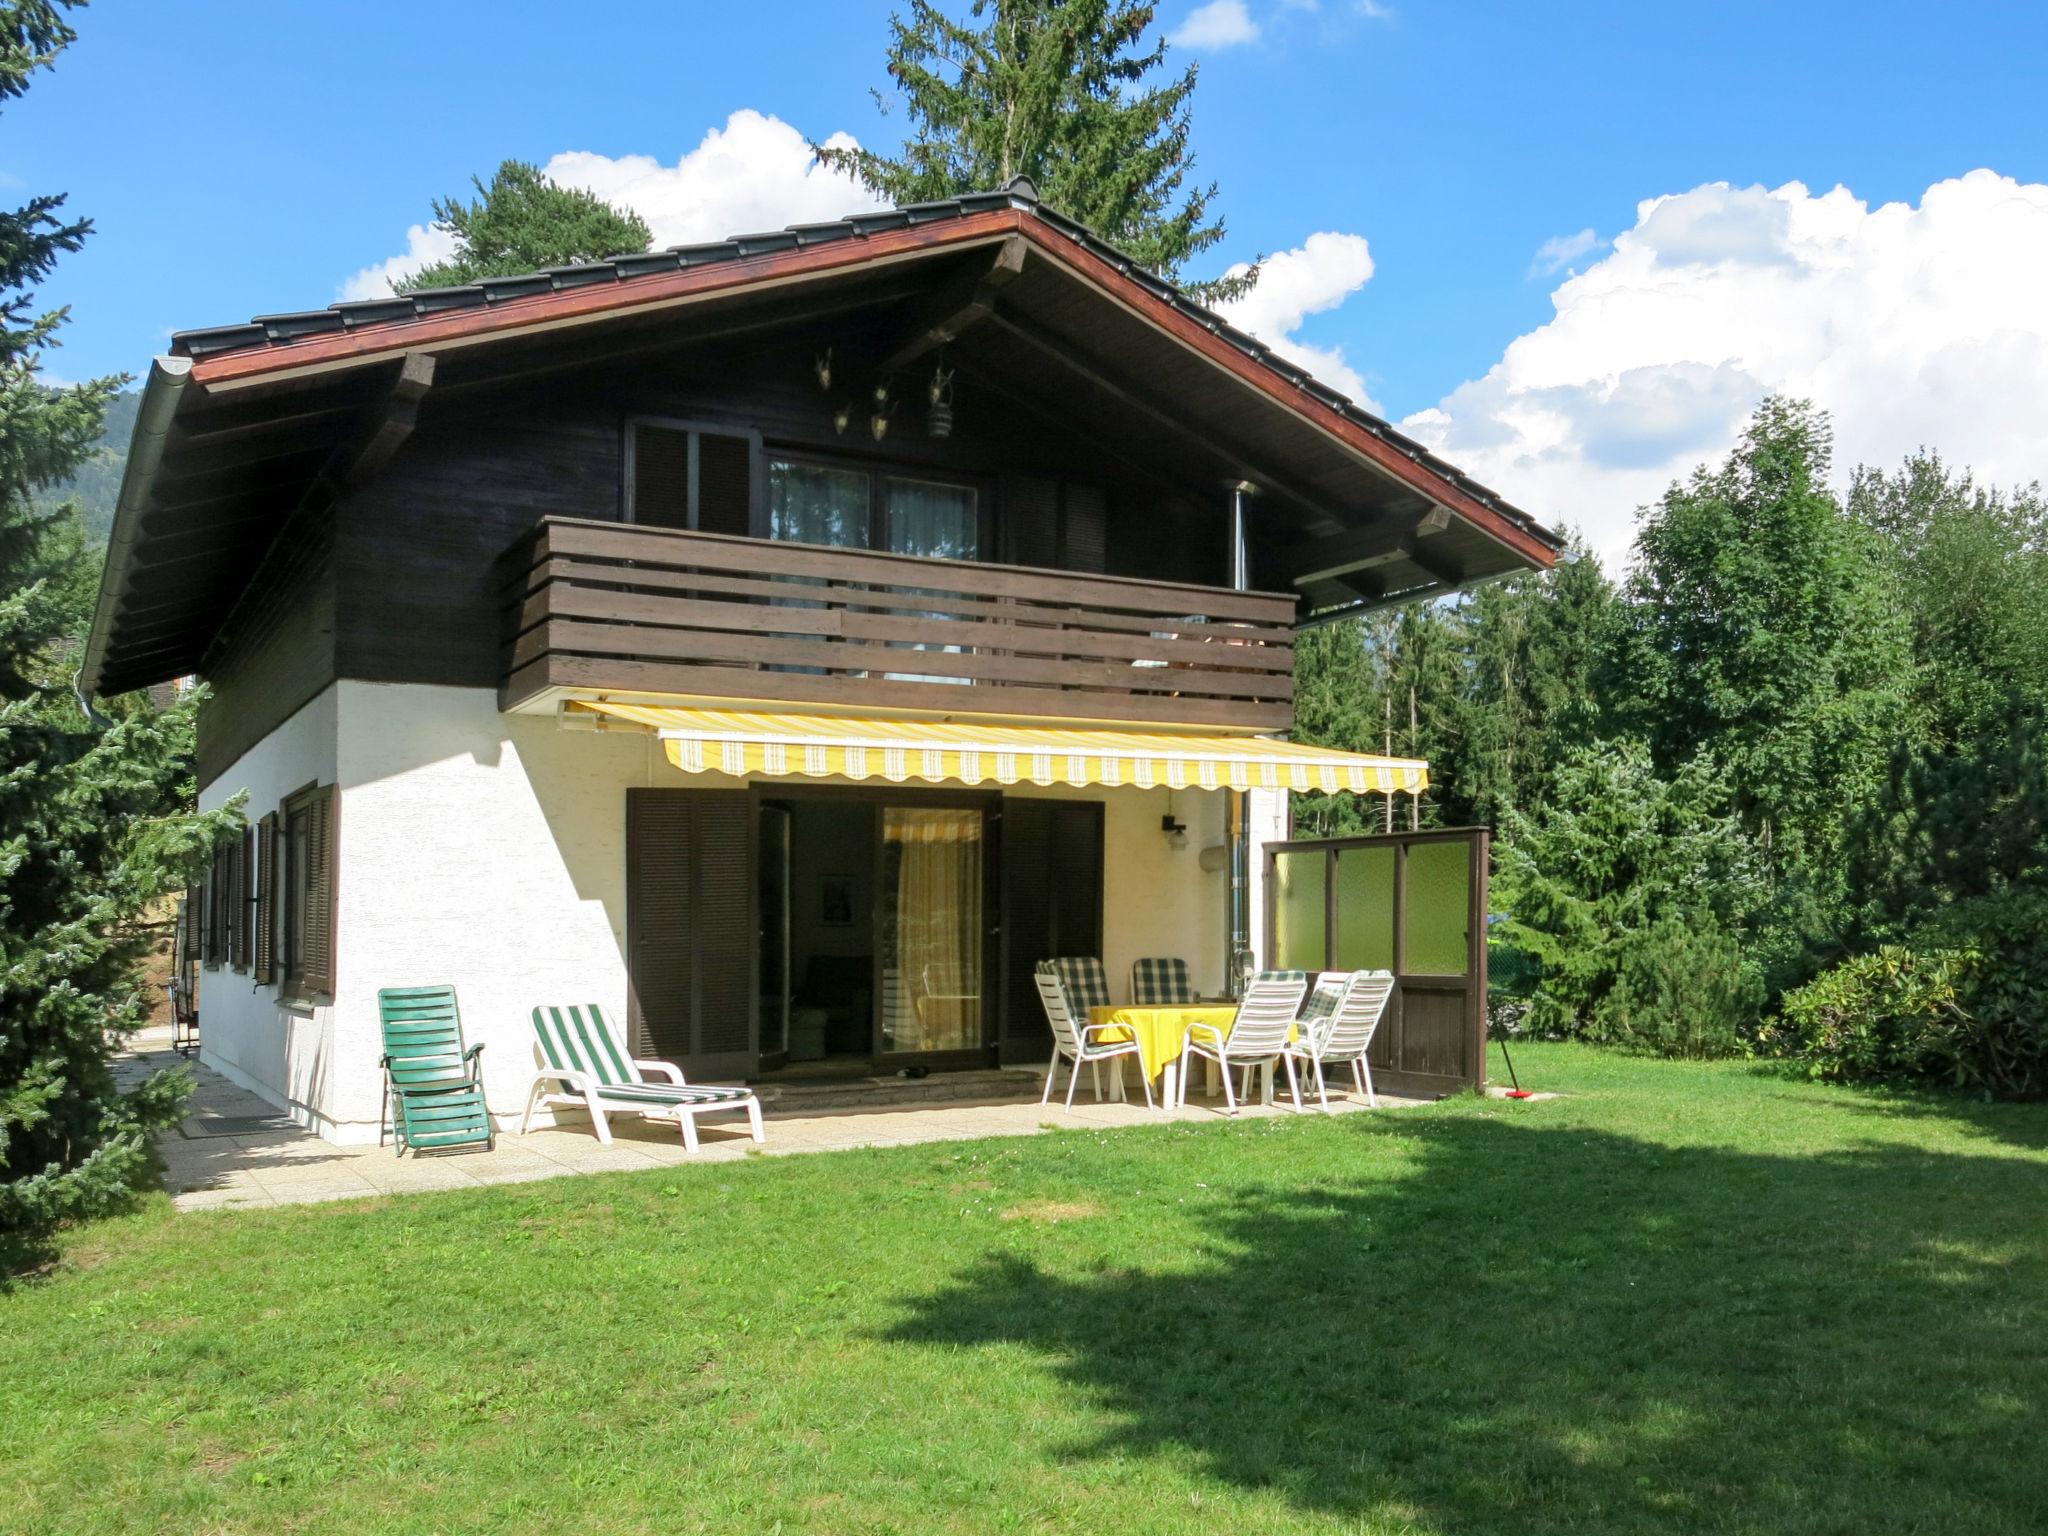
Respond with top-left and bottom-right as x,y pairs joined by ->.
885,1116 -> 2048,1532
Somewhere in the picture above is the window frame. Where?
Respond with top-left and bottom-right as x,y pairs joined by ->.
761,447 -> 990,562
276,779 -> 337,1008
622,414 -> 764,531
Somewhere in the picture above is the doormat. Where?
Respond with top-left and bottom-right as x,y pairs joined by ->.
181,1114 -> 302,1139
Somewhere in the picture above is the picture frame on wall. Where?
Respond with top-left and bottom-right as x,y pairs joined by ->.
820,874 -> 856,927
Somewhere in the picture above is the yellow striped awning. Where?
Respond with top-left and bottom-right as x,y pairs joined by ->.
569,702 -> 1428,795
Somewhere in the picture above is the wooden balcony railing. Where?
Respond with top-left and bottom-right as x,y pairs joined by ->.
501,518 -> 1296,730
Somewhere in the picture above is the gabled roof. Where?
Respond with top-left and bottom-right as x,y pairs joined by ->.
84,178 -> 1561,697
165,178 -> 1552,553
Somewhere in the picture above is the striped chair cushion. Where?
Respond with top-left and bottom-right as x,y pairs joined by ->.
1049,956 -> 1112,1015
592,1083 -> 752,1106
1131,957 -> 1194,1007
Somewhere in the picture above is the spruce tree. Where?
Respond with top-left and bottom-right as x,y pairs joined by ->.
395,160 -> 652,293
820,0 -> 1253,300
0,0 -> 235,1252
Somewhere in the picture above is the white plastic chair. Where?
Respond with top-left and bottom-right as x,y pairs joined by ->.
1035,967 -> 1154,1110
1283,969 -> 1395,1111
1176,974 -> 1309,1114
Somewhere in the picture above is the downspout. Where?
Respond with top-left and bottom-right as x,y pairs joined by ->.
78,355 -> 193,698
1226,480 -> 1257,998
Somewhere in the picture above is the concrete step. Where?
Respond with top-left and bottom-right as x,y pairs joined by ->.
754,1066 -> 1049,1113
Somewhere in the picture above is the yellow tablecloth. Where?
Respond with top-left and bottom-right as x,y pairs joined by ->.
1087,1005 -> 1241,1078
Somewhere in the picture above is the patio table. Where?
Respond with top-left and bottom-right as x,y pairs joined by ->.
1088,1004 -> 1288,1109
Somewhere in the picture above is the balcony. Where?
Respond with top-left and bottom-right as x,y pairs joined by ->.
501,518 -> 1296,731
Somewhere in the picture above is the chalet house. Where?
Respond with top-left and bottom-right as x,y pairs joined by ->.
83,179 -> 1561,1144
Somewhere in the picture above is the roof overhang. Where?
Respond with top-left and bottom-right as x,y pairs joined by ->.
82,184 -> 1562,696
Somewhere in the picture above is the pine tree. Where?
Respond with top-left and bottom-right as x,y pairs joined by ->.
0,1 -> 235,1252
819,0 -> 1253,300
395,160 -> 652,293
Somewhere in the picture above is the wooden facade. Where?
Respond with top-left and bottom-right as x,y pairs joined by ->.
194,335 -> 1265,783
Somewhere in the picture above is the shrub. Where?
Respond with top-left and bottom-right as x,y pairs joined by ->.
1771,892 -> 2048,1096
1599,920 -> 1763,1059
1770,946 -> 1978,1085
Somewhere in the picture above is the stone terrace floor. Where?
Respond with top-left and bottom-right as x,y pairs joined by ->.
119,1025 -> 1425,1212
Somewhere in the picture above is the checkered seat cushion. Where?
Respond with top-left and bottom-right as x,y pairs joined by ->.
1046,956 -> 1113,1015
1300,974 -> 1345,1024
1131,956 -> 1193,1006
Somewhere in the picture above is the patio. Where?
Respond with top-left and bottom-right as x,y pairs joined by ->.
123,1024 -> 1426,1212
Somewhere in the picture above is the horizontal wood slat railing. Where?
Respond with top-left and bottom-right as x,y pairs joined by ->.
500,517 -> 1297,729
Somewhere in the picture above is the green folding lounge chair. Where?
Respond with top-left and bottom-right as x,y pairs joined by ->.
522,1003 -> 765,1152
378,985 -> 493,1156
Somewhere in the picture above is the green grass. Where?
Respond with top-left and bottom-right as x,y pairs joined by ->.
5,1046 -> 2046,1535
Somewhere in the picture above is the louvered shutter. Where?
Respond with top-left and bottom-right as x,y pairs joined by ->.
231,827 -> 254,972
204,845 -> 228,968
253,812 -> 277,984
1062,484 -> 1108,573
1006,475 -> 1060,567
300,785 -> 338,999
695,430 -> 753,537
998,799 -> 1104,1062
631,424 -> 691,529
627,788 -> 757,1081
182,886 -> 202,963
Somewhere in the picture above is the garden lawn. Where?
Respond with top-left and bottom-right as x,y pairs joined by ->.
5,1044 -> 2046,1535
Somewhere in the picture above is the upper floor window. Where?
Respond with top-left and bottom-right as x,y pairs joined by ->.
765,456 -> 980,563
627,419 -> 756,537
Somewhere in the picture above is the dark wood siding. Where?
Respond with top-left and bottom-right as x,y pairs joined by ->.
195,330 -> 1285,780
195,504 -> 337,789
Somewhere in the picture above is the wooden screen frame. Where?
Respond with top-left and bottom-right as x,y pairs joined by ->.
1262,826 -> 1490,1097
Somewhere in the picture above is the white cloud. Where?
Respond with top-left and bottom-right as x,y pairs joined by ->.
338,109 -> 881,299
339,222 -> 460,302
1171,0 -> 1260,49
1356,0 -> 1396,18
1402,170 -> 2048,570
1529,227 -> 1600,277
1216,231 -> 1380,411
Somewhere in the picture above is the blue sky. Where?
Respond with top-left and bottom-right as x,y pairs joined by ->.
14,0 -> 2048,560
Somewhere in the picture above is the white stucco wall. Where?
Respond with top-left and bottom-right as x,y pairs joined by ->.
199,680 -> 1286,1143
195,686 -> 340,1131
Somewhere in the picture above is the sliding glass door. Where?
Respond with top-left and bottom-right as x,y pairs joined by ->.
876,804 -> 988,1060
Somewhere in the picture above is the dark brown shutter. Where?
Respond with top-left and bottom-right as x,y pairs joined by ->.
1006,475 -> 1060,567
631,424 -> 691,529
695,430 -> 753,537
1062,484 -> 1108,573
626,788 -> 757,1081
998,799 -> 1104,1061
233,831 -> 254,974
692,794 -> 754,1071
204,846 -> 228,968
253,812 -> 277,985
300,785 -> 338,999
182,886 -> 203,962
227,829 -> 247,972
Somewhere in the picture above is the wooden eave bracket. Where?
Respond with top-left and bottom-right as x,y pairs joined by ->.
876,235 -> 1028,374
